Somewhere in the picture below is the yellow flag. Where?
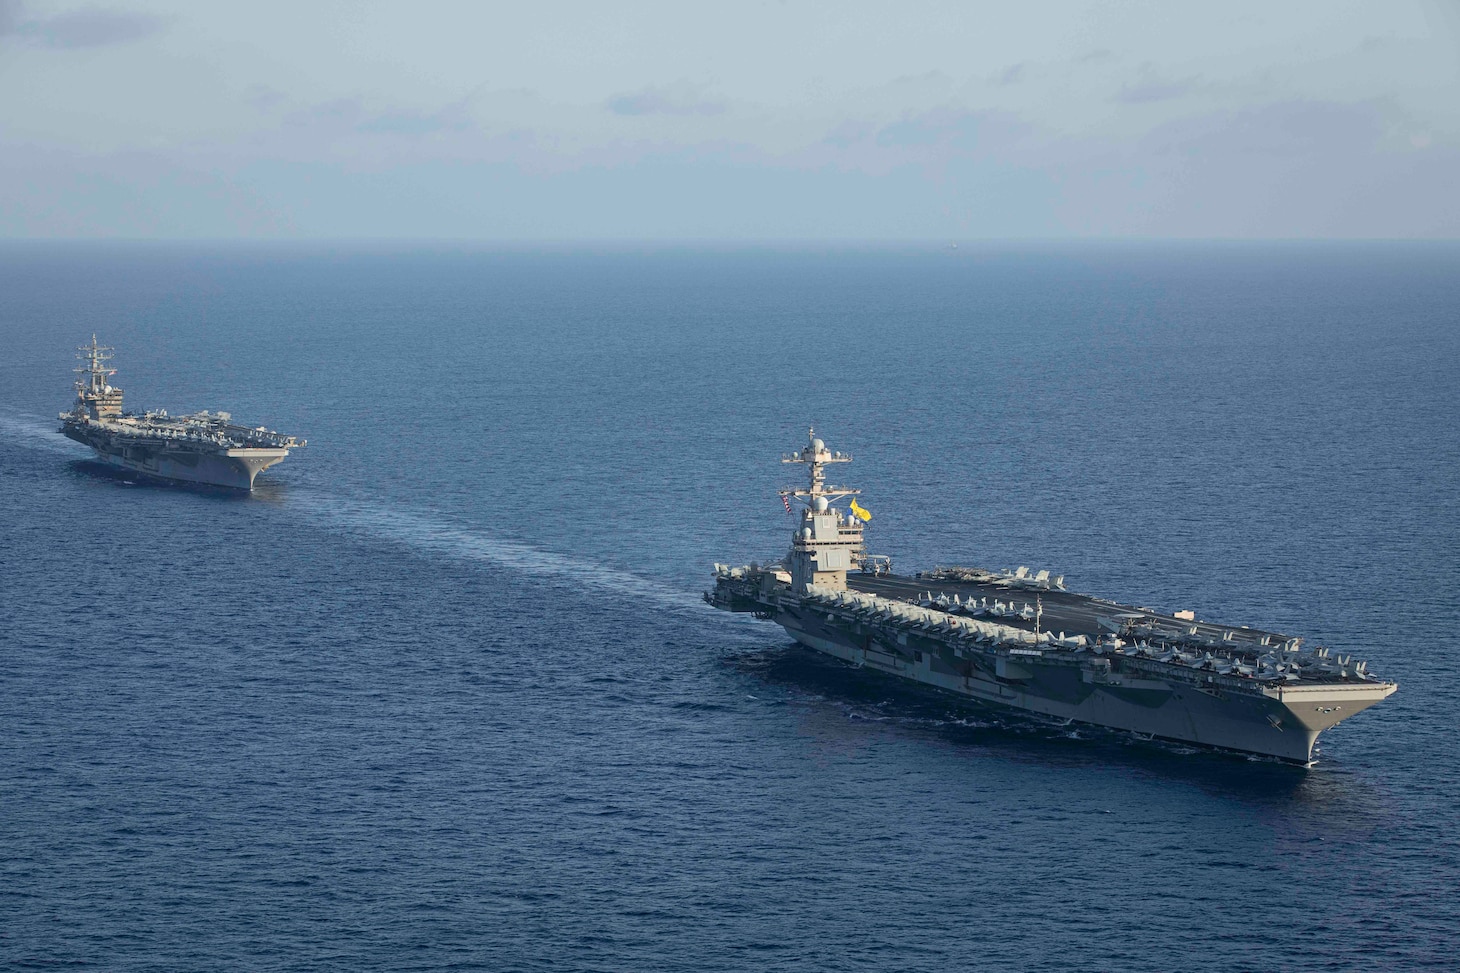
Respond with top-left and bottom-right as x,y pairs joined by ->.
850,498 -> 872,522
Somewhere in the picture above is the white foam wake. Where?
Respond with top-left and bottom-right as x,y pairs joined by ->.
290,492 -> 718,616
0,410 -> 87,456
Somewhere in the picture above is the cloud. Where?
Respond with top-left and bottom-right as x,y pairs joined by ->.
275,96 -> 452,136
871,108 -> 1032,154
605,82 -> 725,117
1143,99 -> 1388,160
357,109 -> 462,136
284,97 -> 367,130
991,63 -> 1025,86
1051,97 -> 1460,237
821,119 -> 875,149
244,84 -> 288,112
1,2 -> 169,48
807,108 -> 1039,177
1114,65 -> 1201,104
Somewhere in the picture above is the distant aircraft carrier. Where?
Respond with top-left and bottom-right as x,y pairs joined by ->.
58,336 -> 304,491
707,429 -> 1396,765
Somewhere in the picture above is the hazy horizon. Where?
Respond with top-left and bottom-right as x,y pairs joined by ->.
3,0 -> 1457,241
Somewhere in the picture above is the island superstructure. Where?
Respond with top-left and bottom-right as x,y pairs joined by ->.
59,336 -> 304,491
706,429 -> 1396,765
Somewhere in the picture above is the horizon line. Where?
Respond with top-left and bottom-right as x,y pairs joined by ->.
2,236 -> 1458,247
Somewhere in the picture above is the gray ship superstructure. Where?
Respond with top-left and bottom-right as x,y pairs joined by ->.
707,430 -> 1396,765
59,336 -> 304,491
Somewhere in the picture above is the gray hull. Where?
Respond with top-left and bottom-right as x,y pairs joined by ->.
708,572 -> 1396,766
778,614 -> 1360,765
70,432 -> 289,491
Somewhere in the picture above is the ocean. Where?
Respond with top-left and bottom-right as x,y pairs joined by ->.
2,242 -> 1457,971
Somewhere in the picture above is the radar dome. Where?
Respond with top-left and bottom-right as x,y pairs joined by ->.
812,438 -> 825,452
813,497 -> 829,512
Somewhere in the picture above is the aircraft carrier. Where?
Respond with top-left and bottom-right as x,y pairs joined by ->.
58,336 -> 304,491
707,430 -> 1396,765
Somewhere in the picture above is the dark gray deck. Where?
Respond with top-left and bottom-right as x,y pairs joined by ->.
846,571 -> 1291,653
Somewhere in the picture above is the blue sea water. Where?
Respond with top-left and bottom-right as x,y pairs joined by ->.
1,242 -> 1458,971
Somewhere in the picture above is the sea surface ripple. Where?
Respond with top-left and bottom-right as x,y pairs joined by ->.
2,243 -> 1457,971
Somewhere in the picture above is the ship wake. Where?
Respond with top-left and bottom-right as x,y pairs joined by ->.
0,410 -> 87,456
291,492 -> 720,617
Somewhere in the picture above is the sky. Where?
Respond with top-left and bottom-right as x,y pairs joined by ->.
1,0 -> 1457,239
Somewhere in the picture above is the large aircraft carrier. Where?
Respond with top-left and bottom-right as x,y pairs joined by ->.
707,430 -> 1396,765
58,336 -> 304,491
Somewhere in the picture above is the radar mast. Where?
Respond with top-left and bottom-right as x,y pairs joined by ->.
72,334 -> 123,420
780,426 -> 860,508
780,428 -> 880,592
